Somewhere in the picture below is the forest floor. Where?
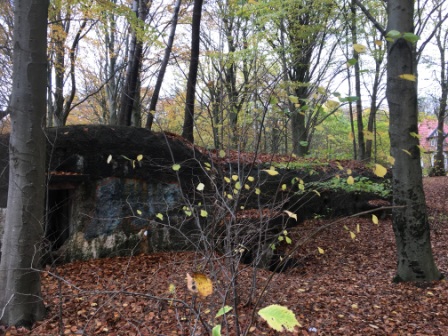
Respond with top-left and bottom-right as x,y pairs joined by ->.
3,177 -> 448,336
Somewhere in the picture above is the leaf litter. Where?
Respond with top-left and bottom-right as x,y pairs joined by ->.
2,177 -> 448,335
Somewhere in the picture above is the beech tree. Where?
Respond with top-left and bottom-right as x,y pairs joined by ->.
386,0 -> 441,281
0,0 -> 48,326
182,0 -> 204,143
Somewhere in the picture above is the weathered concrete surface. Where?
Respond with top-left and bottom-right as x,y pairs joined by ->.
0,125 -> 391,267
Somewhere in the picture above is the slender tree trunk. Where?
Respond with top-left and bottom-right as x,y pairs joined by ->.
387,0 -> 441,282
365,59 -> 381,160
0,0 -> 48,326
118,0 -> 149,126
432,31 -> 448,176
146,0 -> 182,130
182,0 -> 204,143
351,0 -> 365,161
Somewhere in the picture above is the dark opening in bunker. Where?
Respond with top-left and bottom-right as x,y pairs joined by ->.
46,189 -> 72,251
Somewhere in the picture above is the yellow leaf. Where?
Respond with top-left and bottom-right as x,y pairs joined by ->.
289,95 -> 299,104
107,154 -> 112,164
232,175 -> 239,181
388,156 -> 395,165
168,283 -> 176,294
347,176 -> 355,185
196,183 -> 205,191
372,214 -> 379,225
402,149 -> 412,156
373,163 -> 387,178
137,154 -> 143,161
156,213 -> 164,220
137,209 -> 142,216
350,231 -> 356,240
399,74 -> 416,81
374,40 -> 383,46
172,163 -> 181,171
200,209 -> 208,217
235,182 -> 242,190
343,225 -> 349,231
262,168 -> 279,176
353,43 -> 367,53
318,247 -> 325,254
224,176 -> 231,183
186,273 -> 213,297
255,188 -> 261,195
346,169 -> 352,175
219,150 -> 226,158
284,210 -> 298,221
356,223 -> 360,233
313,190 -> 321,197
247,176 -> 255,182
281,184 -> 287,191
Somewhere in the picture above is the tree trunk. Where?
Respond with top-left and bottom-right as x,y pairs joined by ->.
351,0 -> 365,161
365,60 -> 381,160
432,29 -> 448,176
182,0 -> 204,143
146,0 -> 182,130
0,0 -> 48,326
387,0 -> 441,282
118,0 -> 149,126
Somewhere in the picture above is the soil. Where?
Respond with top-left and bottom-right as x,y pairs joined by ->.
2,177 -> 448,335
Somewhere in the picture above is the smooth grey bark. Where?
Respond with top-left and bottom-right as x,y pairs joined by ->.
0,0 -> 48,327
146,0 -> 182,130
387,0 -> 441,282
182,0 -> 204,143
432,16 -> 448,176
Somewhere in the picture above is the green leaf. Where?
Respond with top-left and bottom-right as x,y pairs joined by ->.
339,96 -> 359,103
386,30 -> 401,39
216,306 -> 233,318
172,164 -> 181,171
347,58 -> 357,66
403,32 -> 420,44
219,150 -> 226,158
156,213 -> 164,220
200,209 -> 208,217
212,324 -> 221,336
258,304 -> 301,332
285,236 -> 292,244
347,176 -> 355,185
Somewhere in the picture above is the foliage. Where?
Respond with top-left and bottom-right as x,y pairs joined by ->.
306,176 -> 391,198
